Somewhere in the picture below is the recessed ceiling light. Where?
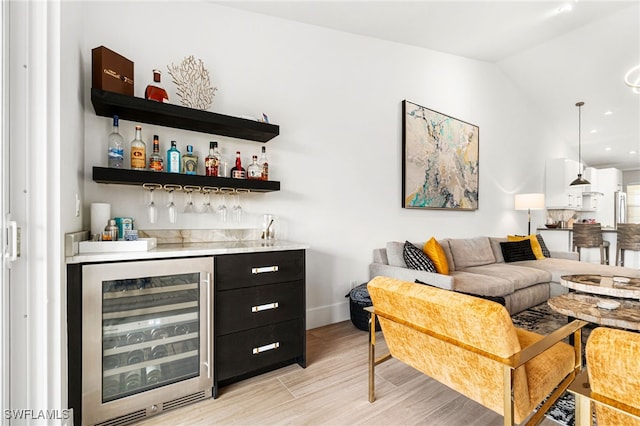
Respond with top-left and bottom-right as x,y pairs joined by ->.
604,110 -> 613,115
605,147 -> 612,151
630,150 -> 638,155
590,129 -> 597,133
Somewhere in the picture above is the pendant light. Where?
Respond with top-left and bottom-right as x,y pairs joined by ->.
570,101 -> 590,186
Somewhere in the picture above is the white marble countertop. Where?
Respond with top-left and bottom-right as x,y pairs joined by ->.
66,240 -> 309,264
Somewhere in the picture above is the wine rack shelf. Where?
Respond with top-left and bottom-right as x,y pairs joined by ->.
93,167 -> 280,193
91,88 -> 279,143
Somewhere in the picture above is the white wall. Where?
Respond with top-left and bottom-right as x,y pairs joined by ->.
69,1 -> 556,328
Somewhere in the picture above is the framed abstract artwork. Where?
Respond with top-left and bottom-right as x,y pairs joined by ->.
402,100 -> 479,210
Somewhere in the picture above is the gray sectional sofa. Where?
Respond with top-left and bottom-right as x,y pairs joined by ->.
370,236 -> 640,314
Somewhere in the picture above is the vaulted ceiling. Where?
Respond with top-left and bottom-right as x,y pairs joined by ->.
218,1 -> 640,170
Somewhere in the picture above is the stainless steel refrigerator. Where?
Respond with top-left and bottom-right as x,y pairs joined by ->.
614,190 -> 627,227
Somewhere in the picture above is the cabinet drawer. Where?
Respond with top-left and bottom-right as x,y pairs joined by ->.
216,280 -> 304,335
216,319 -> 304,381
215,250 -> 305,290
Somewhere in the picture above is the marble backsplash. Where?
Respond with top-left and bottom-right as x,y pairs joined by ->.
139,228 -> 262,244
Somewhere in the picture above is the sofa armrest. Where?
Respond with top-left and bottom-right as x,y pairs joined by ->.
369,263 -> 454,290
550,251 -> 579,261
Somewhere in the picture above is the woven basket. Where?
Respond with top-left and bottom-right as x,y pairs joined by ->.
346,283 -> 381,331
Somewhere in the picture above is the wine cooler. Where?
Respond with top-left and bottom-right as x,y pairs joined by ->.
80,257 -> 213,426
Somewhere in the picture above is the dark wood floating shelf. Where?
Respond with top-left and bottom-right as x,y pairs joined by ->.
93,167 -> 280,192
91,88 -> 279,142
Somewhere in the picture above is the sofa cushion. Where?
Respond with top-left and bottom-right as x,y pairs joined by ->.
386,241 -> 407,267
459,263 -> 551,291
415,279 -> 505,306
403,241 -> 437,273
450,270 -> 514,297
423,237 -> 449,275
500,240 -> 536,262
490,237 -> 507,263
449,237 -> 496,269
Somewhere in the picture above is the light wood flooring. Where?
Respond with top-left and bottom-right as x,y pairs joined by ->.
136,320 -> 560,426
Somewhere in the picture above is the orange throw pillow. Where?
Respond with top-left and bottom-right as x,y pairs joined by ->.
423,237 -> 449,275
507,234 -> 544,260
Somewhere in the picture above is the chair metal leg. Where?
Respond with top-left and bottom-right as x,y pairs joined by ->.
368,312 -> 376,403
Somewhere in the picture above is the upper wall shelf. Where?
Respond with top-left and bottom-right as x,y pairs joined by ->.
90,88 -> 280,142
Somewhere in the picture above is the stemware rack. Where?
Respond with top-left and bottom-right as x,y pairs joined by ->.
93,167 -> 280,192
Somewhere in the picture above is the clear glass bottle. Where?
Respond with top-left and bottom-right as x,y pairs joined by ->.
230,151 -> 246,179
107,115 -> 124,168
130,125 -> 146,170
247,155 -> 262,180
259,146 -> 269,180
205,141 -> 221,177
145,69 -> 169,103
167,141 -> 181,173
148,135 -> 164,172
182,145 -> 198,175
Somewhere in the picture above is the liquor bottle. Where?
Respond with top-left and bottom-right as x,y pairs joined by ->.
230,151 -> 246,179
130,125 -> 146,170
205,141 -> 221,177
247,155 -> 262,180
148,135 -> 164,172
259,146 -> 269,180
107,115 -> 124,168
167,141 -> 181,173
145,69 -> 169,103
182,145 -> 198,175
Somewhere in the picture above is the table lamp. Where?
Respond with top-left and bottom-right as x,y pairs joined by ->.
515,193 -> 545,235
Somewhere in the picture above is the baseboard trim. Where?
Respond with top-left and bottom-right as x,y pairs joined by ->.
306,301 -> 350,329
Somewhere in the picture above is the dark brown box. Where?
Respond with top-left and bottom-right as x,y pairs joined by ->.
92,46 -> 134,96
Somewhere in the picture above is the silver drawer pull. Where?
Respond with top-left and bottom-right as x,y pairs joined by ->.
252,265 -> 279,274
251,302 -> 279,313
253,342 -> 280,354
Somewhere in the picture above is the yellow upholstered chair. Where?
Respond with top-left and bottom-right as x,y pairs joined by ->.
366,276 -> 586,426
616,223 -> 640,267
569,327 -> 640,426
572,223 -> 610,265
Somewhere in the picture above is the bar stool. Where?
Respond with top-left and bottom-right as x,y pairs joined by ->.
616,223 -> 640,267
572,223 -> 609,265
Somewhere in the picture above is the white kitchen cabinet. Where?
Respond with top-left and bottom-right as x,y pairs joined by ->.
545,158 -> 583,209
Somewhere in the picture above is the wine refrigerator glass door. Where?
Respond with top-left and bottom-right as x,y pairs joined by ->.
81,257 -> 213,426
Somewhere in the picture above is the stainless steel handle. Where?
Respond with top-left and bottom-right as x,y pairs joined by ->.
253,342 -> 280,354
5,221 -> 17,262
252,265 -> 279,274
204,272 -> 212,379
251,302 -> 279,313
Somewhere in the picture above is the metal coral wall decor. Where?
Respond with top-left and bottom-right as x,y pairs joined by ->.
167,55 -> 218,110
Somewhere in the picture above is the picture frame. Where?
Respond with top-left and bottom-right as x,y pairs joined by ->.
402,100 -> 479,210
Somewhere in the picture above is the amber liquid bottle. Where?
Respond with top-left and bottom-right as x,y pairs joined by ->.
145,69 -> 169,103
230,151 -> 246,179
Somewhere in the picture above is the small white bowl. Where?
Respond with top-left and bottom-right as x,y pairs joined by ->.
613,276 -> 631,284
597,300 -> 621,310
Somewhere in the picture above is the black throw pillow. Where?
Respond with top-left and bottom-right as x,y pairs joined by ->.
536,234 -> 551,258
414,279 -> 506,306
403,241 -> 437,273
500,240 -> 537,262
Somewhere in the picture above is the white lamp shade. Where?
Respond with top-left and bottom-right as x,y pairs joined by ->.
515,193 -> 545,210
